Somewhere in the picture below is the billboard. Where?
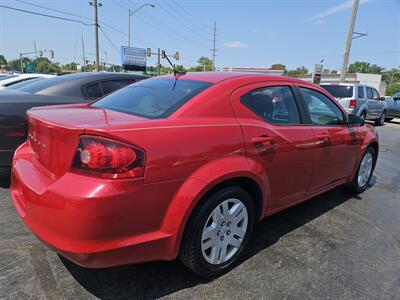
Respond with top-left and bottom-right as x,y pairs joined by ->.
121,46 -> 146,71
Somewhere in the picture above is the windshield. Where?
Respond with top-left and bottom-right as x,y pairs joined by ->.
320,85 -> 354,98
7,77 -> 47,90
93,78 -> 213,119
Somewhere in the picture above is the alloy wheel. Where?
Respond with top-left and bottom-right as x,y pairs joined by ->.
358,152 -> 373,187
201,198 -> 248,265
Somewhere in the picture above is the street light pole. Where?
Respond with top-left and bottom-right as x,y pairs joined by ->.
340,0 -> 359,83
90,0 -> 102,71
128,4 -> 155,48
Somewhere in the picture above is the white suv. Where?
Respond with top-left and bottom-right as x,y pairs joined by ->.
320,83 -> 387,126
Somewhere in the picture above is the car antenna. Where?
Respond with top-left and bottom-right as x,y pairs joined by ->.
162,50 -> 186,78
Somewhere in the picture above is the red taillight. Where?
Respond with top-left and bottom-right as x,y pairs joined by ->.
72,135 -> 145,179
349,99 -> 357,109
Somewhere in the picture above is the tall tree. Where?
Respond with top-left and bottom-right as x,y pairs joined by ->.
0,55 -> 7,66
197,56 -> 213,71
271,64 -> 286,70
348,61 -> 384,74
286,66 -> 308,77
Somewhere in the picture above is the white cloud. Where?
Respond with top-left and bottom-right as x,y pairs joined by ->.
308,0 -> 369,21
223,41 -> 248,48
251,28 -> 275,36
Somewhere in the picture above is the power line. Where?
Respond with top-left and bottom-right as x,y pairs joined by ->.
171,0 -> 211,31
14,0 -> 156,47
113,0 -> 209,49
154,0 -> 211,46
0,4 -> 94,26
99,26 -> 119,54
14,0 -> 92,21
162,0 -> 212,38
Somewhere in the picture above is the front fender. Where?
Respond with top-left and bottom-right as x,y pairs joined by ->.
349,125 -> 379,180
159,155 -> 267,258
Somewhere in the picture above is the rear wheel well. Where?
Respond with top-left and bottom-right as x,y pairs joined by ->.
199,177 -> 263,221
368,141 -> 379,169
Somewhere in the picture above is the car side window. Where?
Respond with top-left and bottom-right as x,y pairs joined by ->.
366,87 -> 374,99
100,80 -> 134,95
240,86 -> 301,125
358,86 -> 364,98
299,87 -> 345,126
372,89 -> 380,100
85,82 -> 103,99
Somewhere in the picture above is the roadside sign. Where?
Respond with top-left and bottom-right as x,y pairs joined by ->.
312,63 -> 323,84
121,46 -> 146,71
25,62 -> 35,73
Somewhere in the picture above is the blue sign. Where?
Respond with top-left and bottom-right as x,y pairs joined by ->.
121,46 -> 146,71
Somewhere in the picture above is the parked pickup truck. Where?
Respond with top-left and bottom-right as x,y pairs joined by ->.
320,83 -> 387,125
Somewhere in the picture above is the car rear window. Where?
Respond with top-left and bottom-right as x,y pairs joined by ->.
92,78 -> 213,119
320,85 -> 353,98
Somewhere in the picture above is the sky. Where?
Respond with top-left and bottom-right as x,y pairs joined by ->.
0,0 -> 399,72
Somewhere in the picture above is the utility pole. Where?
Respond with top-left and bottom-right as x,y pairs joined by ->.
157,48 -> 161,76
33,41 -> 38,60
128,9 -> 131,48
211,21 -> 217,72
82,36 -> 86,72
340,0 -> 359,82
90,0 -> 101,71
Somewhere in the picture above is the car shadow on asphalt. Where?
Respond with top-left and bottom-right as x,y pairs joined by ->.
60,180 -> 375,300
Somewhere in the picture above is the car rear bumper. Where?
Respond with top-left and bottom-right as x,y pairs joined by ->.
10,142 -> 182,268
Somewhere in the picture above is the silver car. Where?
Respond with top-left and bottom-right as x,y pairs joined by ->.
385,92 -> 400,121
320,83 -> 387,126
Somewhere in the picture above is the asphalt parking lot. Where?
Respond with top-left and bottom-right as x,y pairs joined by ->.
0,121 -> 399,300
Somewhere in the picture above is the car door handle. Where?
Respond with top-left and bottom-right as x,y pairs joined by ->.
316,133 -> 330,143
252,136 -> 273,145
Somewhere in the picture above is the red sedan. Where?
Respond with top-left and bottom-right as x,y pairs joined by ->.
10,72 -> 378,276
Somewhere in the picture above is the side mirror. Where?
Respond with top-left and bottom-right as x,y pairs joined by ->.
380,96 -> 385,101
348,114 -> 364,127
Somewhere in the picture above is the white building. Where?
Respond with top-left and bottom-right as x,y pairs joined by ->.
294,73 -> 387,95
222,67 -> 285,76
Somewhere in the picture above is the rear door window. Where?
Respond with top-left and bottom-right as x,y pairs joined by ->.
358,86 -> 364,98
240,86 -> 301,125
93,78 -> 213,119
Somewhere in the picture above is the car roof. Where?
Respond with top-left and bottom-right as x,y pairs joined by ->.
159,72 -> 303,84
18,72 -> 146,98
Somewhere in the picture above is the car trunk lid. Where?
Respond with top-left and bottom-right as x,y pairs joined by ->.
27,104 -> 150,179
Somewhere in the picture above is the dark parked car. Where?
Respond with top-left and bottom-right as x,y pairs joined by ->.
0,72 -> 146,173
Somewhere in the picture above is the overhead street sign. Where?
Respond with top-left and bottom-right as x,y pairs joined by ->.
121,46 -> 146,71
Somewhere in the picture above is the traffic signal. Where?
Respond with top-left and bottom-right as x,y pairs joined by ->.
39,50 -> 43,57
49,50 -> 54,58
174,52 -> 179,60
161,50 -> 166,59
147,48 -> 152,57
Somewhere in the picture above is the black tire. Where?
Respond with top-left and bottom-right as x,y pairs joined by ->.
179,186 -> 255,277
360,111 -> 367,121
385,117 -> 393,122
346,146 -> 376,194
375,110 -> 386,126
